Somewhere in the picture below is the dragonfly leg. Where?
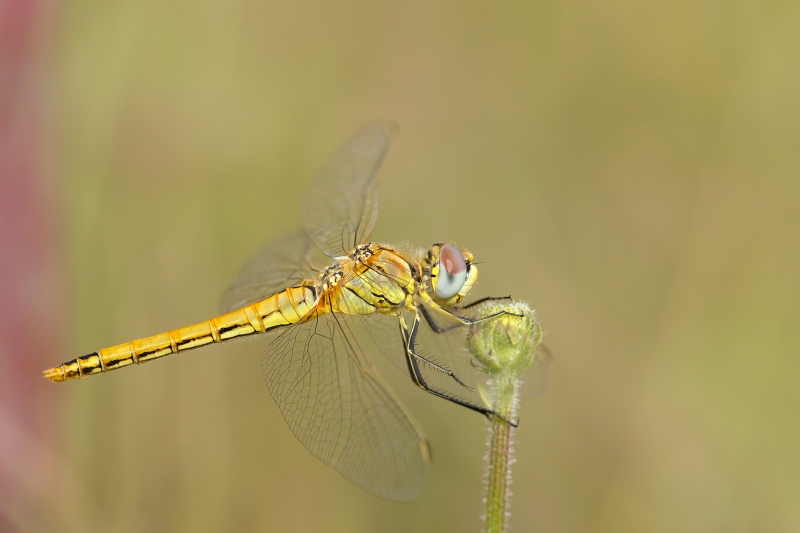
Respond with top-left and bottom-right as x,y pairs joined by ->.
460,295 -> 512,310
398,314 -> 471,389
419,304 -> 522,334
398,314 -> 518,427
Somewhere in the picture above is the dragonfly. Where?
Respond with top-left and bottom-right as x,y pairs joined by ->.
43,121 -> 545,500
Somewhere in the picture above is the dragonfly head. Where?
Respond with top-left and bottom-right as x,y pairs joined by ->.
424,243 -> 478,305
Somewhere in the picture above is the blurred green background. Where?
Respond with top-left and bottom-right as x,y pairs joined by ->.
6,0 -> 800,532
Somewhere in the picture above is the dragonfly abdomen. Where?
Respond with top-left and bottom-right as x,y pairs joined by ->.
43,284 -> 318,382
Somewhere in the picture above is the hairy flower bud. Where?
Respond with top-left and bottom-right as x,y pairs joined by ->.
467,301 -> 541,377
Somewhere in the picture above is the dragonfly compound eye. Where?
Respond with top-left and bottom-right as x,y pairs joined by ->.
434,245 -> 468,299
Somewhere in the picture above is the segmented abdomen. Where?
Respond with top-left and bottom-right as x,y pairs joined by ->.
43,284 -> 318,382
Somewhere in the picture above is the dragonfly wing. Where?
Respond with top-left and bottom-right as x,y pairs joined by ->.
518,343 -> 553,400
219,230 -> 318,313
356,312 -> 410,375
302,121 -> 398,257
262,310 -> 430,501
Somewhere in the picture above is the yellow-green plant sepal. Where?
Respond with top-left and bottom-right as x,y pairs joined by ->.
467,301 -> 542,378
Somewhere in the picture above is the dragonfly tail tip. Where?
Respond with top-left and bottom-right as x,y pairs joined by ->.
42,366 -> 65,383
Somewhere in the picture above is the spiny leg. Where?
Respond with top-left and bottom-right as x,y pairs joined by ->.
419,304 -> 523,335
398,315 -> 471,389
398,314 -> 517,427
460,295 -> 512,310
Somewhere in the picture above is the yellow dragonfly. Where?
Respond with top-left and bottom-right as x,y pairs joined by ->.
44,121 -> 538,500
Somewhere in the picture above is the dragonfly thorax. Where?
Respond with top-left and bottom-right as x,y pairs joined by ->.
319,264 -> 345,292
319,243 -> 376,292
351,242 -> 375,263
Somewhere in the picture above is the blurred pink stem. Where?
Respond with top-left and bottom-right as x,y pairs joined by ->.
0,0 -> 65,531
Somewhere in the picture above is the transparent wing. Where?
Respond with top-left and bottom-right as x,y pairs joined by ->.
219,230 -> 318,313
261,310 -> 430,501
301,120 -> 398,257
518,343 -> 553,401
357,312 -> 409,375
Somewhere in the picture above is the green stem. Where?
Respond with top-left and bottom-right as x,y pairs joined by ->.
484,406 -> 514,533
483,375 -> 518,533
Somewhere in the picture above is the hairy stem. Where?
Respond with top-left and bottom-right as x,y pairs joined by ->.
484,391 -> 516,533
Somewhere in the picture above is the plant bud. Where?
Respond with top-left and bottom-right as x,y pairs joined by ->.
467,301 -> 541,376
